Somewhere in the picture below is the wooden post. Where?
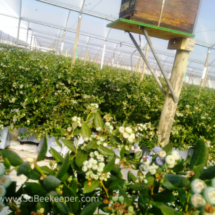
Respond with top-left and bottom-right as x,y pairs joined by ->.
158,49 -> 191,146
140,44 -> 149,81
72,0 -> 85,66
201,48 -> 211,88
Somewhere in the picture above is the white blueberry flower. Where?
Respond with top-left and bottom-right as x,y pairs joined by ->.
97,141 -> 101,145
93,175 -> 99,180
125,146 -> 129,151
128,135 -> 135,143
112,196 -> 118,202
99,163 -> 105,168
96,127 -> 102,131
125,127 -> 132,134
123,132 -> 129,139
103,143 -> 108,147
128,206 -> 134,212
92,160 -> 97,165
89,152 -> 94,158
72,116 -> 77,121
144,179 -> 148,183
165,155 -> 175,165
82,166 -> 88,172
94,151 -> 99,156
131,146 -> 134,150
109,125 -> 114,131
171,151 -> 181,160
20,84 -> 24,89
105,122 -> 110,127
67,127 -> 72,132
84,137 -> 89,142
87,163 -> 92,169
119,126 -> 125,133
98,166 -> 104,172
149,166 -> 156,175
99,137 -> 105,142
83,161 -> 89,166
92,164 -> 98,170
158,150 -> 166,158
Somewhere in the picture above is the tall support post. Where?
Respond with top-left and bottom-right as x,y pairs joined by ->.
61,11 -> 71,55
30,33 -> 33,50
201,48 -> 211,87
112,44 -> 119,67
84,37 -> 91,64
140,44 -> 149,81
16,0 -> 22,46
71,0 -> 86,66
100,42 -> 106,69
158,47 -> 192,146
101,29 -> 111,69
26,23 -> 30,46
55,30 -> 61,54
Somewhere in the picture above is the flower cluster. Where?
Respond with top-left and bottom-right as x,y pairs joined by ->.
82,151 -> 111,181
119,126 -> 136,149
139,147 -> 181,175
72,116 -> 82,127
107,195 -> 135,215
135,172 -> 148,184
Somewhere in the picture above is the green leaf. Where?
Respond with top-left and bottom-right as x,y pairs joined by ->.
62,184 -> 79,213
190,140 -> 209,179
43,175 -> 61,191
110,135 -> 122,147
129,183 -> 149,191
17,162 -> 31,176
87,114 -> 94,125
80,202 -> 101,215
55,139 -> 62,148
98,145 -> 114,156
55,201 -> 70,215
40,166 -> 51,174
162,174 -> 190,190
200,165 -> 215,180
153,190 -> 175,203
85,141 -> 98,151
118,186 -> 131,206
75,151 -> 88,167
108,179 -> 125,191
94,112 -> 104,130
151,202 -> 183,215
56,153 -> 70,179
49,147 -> 64,162
83,180 -> 100,194
103,157 -> 115,173
60,139 -> 76,153
134,151 -> 142,160
138,195 -> 147,213
163,142 -> 173,155
24,182 -> 47,197
3,157 -> 11,169
1,149 -> 23,166
81,122 -> 92,138
37,135 -> 48,161
120,146 -> 125,159
127,171 -> 137,183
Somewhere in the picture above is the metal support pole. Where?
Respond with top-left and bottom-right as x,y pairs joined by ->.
84,37 -> 91,64
26,23 -> 30,45
16,0 -> 22,46
30,33 -> 33,50
72,0 -> 86,65
100,42 -> 106,69
142,27 -> 178,103
127,31 -> 166,95
61,11 -> 71,55
200,48 -> 211,87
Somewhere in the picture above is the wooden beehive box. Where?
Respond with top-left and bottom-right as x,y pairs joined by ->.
119,0 -> 201,34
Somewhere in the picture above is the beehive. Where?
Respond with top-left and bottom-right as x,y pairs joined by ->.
119,0 -> 201,34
